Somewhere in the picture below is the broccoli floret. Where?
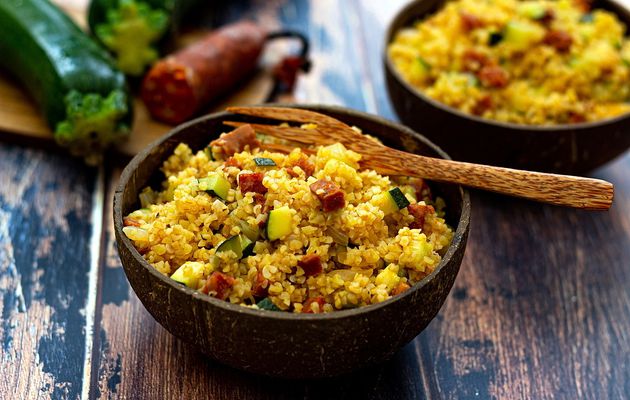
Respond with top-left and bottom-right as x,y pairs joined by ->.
95,0 -> 169,76
54,89 -> 131,165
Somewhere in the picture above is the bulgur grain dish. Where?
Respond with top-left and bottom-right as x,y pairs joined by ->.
122,124 -> 453,313
388,0 -> 630,125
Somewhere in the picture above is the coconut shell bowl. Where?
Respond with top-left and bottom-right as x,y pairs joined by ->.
113,105 -> 471,378
384,0 -> 630,174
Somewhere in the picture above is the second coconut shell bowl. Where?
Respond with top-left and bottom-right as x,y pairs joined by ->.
384,0 -> 630,174
114,105 -> 471,379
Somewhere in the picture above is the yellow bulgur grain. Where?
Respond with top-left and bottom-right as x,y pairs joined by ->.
124,138 -> 454,313
388,0 -> 630,124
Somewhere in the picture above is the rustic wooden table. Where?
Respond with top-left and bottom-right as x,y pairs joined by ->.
1,1 -> 629,399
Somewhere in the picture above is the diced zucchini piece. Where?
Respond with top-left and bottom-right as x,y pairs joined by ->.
256,297 -> 281,311
400,186 -> 417,202
253,157 -> 276,166
170,261 -> 205,288
198,173 -> 230,200
580,13 -> 594,23
203,146 -> 214,160
373,187 -> 411,215
503,21 -> 545,50
239,220 -> 260,241
240,235 -> 255,258
518,2 -> 547,20
266,206 -> 294,241
216,234 -> 254,259
373,193 -> 397,215
389,188 -> 411,209
216,235 -> 241,255
466,73 -> 480,87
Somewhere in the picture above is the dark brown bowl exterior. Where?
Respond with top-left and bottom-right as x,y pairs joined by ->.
384,0 -> 630,174
113,105 -> 470,378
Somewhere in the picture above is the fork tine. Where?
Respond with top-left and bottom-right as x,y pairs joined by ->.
227,106 -> 352,132
223,121 -> 336,145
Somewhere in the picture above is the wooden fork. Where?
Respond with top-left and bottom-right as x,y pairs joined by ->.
225,106 -> 614,210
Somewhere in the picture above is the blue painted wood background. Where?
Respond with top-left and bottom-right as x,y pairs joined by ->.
1,0 -> 629,399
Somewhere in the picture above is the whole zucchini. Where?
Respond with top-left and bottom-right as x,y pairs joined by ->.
0,0 -> 133,164
88,0 -> 201,76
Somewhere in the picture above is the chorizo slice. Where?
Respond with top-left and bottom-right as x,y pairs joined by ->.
543,30 -> 573,53
472,95 -> 494,116
462,49 -> 491,73
298,254 -> 323,277
303,296 -> 326,313
224,157 -> 242,168
251,272 -> 269,298
201,272 -> 235,300
478,65 -> 509,88
211,124 -> 260,158
460,12 -> 485,32
286,154 -> 315,177
238,172 -> 267,194
309,179 -> 345,212
408,203 -> 435,230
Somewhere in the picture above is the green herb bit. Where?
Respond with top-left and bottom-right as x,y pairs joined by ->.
417,57 -> 431,70
580,13 -> 594,23
254,157 -> 277,166
256,297 -> 281,311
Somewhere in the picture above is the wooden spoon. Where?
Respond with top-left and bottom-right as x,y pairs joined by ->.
225,106 -> 614,210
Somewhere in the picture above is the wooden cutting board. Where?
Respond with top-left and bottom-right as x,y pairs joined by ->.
0,0 -> 273,156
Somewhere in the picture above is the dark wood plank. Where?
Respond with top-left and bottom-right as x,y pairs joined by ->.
0,143 -> 99,400
415,153 -> 630,399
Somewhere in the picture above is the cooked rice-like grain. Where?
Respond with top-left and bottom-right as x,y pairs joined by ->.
389,0 -> 630,125
124,140 -> 454,312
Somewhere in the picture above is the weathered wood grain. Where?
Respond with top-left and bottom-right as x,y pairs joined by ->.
416,153 -> 630,399
0,143 -> 98,400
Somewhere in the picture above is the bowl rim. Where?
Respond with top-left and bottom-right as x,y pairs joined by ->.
113,104 -> 471,321
382,0 -> 630,132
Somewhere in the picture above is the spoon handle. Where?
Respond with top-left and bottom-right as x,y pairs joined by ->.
363,148 -> 614,210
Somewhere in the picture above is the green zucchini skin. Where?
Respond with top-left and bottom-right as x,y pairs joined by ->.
0,0 -> 133,161
88,0 -> 201,75
0,0 -> 131,128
